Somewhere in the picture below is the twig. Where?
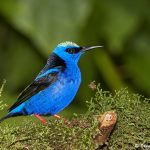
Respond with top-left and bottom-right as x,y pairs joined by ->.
94,110 -> 117,146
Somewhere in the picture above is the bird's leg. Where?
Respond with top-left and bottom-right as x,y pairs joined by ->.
34,114 -> 46,124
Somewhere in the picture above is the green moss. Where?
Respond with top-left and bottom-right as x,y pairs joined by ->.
0,85 -> 150,150
0,80 -> 7,111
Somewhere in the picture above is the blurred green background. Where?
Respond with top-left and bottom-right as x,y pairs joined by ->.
0,0 -> 150,119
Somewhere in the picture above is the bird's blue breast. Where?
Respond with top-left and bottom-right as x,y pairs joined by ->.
23,65 -> 81,115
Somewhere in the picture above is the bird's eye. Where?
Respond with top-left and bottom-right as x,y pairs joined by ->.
66,48 -> 75,54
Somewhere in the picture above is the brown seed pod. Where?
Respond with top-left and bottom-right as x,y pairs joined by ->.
88,81 -> 97,91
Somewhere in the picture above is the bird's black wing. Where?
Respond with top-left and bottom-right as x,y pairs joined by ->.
8,53 -> 66,112
8,71 -> 59,112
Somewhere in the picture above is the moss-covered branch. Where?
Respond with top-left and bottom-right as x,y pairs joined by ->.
0,84 -> 150,150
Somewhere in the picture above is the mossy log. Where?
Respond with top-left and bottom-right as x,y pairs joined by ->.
0,85 -> 150,150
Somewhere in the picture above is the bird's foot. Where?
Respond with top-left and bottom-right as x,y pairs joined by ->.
34,114 -> 46,124
53,114 -> 69,124
53,114 -> 61,119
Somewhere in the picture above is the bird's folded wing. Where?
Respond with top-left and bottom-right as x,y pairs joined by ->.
8,68 -> 61,112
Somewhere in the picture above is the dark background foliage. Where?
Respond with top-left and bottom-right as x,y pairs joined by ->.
0,0 -> 150,118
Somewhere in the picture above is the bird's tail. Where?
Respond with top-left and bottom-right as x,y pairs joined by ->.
0,113 -> 13,123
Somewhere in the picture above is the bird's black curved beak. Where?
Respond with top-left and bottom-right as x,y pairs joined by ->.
81,45 -> 103,52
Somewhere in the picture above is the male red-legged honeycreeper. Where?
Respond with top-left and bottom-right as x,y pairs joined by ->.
0,41 -> 102,124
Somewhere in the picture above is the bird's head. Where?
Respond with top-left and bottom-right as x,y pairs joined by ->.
53,41 -> 102,64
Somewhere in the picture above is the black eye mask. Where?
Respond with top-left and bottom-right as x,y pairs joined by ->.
66,47 -> 82,54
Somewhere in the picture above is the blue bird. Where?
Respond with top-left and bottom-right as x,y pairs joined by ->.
0,41 -> 102,124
